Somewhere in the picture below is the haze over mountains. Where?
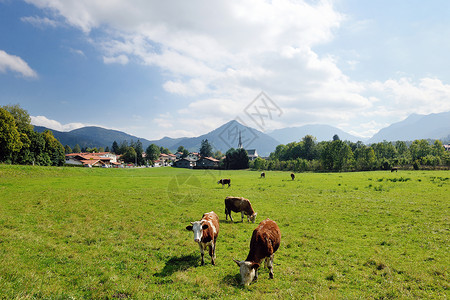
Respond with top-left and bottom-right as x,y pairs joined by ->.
34,111 -> 450,156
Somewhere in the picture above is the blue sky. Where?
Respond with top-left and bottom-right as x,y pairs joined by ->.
1,0 -> 449,141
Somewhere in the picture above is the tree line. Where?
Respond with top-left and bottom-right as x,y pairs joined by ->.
0,105 -> 65,166
250,135 -> 450,172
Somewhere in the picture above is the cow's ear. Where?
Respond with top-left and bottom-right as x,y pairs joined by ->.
186,225 -> 193,231
251,262 -> 260,270
233,259 -> 242,266
202,224 -> 209,230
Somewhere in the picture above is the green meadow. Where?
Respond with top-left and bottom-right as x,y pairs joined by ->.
0,165 -> 448,299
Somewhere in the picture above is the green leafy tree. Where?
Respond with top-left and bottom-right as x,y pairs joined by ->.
177,146 -> 189,158
42,130 -> 65,166
410,139 -> 431,161
64,145 -> 72,154
199,139 -> 213,157
160,146 -> 171,154
301,135 -> 318,160
73,144 -> 81,153
112,141 -> 119,154
146,144 -> 161,164
2,104 -> 34,133
132,140 -> 144,166
121,146 -> 137,164
431,140 -> 445,157
0,108 -> 23,162
224,148 -> 249,169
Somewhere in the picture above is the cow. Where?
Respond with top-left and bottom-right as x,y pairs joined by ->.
290,173 -> 295,180
225,196 -> 257,223
185,211 -> 219,266
218,178 -> 231,187
260,172 -> 265,178
233,218 -> 281,285
391,167 -> 398,172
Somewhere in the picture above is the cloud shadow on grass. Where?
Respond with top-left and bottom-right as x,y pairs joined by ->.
154,254 -> 199,277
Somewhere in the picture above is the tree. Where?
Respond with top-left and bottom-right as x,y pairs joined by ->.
73,144 -> 81,153
121,146 -> 137,164
42,130 -> 65,166
132,140 -> 144,165
224,148 -> 249,169
199,139 -> 213,157
0,108 -> 23,162
2,104 -> 33,133
432,140 -> 445,157
333,134 -> 340,141
64,145 -> 72,154
301,135 -> 318,160
410,139 -> 431,161
112,141 -> 119,154
146,144 -> 161,164
177,146 -> 189,158
160,146 -> 171,154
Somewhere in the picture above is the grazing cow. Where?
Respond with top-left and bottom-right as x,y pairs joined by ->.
391,167 -> 398,172
260,172 -> 265,178
290,173 -> 295,180
218,178 -> 231,187
186,211 -> 219,265
233,218 -> 281,285
225,196 -> 257,223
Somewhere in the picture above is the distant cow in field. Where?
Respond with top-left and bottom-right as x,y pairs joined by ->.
290,173 -> 295,180
218,178 -> 231,187
185,211 -> 219,265
260,172 -> 265,178
225,196 -> 257,223
391,167 -> 398,172
233,218 -> 281,285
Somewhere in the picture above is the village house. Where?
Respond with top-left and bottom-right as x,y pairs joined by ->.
65,152 -> 122,168
186,152 -> 200,161
246,149 -> 259,161
159,153 -> 177,164
173,157 -> 197,168
196,156 -> 220,168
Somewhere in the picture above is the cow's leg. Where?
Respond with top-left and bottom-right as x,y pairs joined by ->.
241,211 -> 245,222
267,254 -> 274,279
198,243 -> 205,265
209,242 -> 216,265
229,212 -> 234,222
254,268 -> 259,282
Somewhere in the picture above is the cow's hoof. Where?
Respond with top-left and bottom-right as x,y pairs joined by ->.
269,273 -> 274,279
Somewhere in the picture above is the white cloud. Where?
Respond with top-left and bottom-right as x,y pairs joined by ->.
103,54 -> 129,65
22,1 -> 450,140
0,50 -> 38,78
21,15 -> 59,28
31,115 -> 88,131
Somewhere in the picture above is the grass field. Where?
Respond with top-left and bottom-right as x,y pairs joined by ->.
0,165 -> 448,299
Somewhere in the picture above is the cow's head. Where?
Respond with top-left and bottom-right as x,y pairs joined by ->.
249,212 -> 257,223
186,221 -> 209,243
217,180 -> 221,184
233,259 -> 259,285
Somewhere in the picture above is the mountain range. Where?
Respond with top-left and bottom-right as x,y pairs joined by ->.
34,111 -> 450,156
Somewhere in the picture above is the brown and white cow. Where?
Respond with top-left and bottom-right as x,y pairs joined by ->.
260,172 -> 265,178
225,196 -> 257,223
218,178 -> 231,187
290,173 -> 295,180
233,218 -> 281,285
186,211 -> 219,265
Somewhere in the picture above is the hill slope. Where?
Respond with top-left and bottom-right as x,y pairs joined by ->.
368,111 -> 450,143
268,124 -> 362,144
169,120 -> 280,156
33,120 -> 280,156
